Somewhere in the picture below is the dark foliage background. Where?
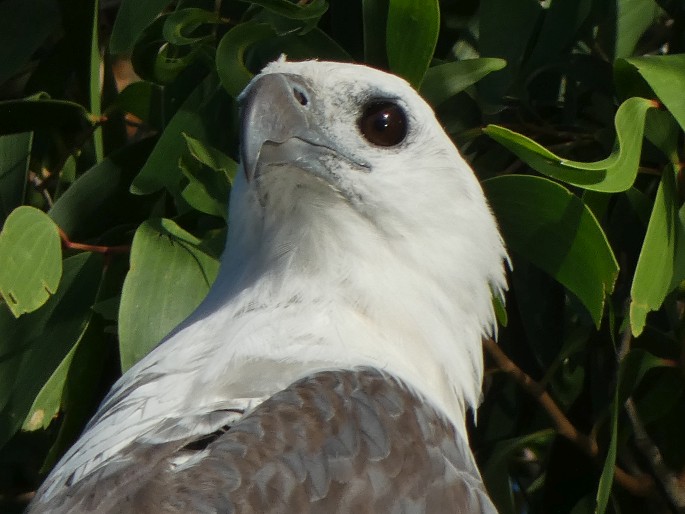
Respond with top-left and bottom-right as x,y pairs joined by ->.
0,0 -> 684,512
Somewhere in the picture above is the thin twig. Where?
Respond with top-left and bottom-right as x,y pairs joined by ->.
483,338 -> 655,498
58,227 -> 131,255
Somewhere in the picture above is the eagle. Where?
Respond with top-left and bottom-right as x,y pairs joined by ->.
28,59 -> 508,513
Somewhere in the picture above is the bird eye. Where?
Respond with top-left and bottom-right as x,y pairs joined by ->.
359,101 -> 407,147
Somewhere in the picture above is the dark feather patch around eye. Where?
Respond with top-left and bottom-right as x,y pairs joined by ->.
359,101 -> 408,147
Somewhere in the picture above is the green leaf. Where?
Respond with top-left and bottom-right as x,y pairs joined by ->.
0,132 -> 32,223
484,97 -> 656,193
478,0 -> 542,101
386,0 -> 439,88
110,0 -> 172,54
618,54 -> 685,134
0,253 -> 102,448
113,81 -> 163,127
22,339 -> 79,431
131,76 -> 222,195
163,8 -> 221,46
0,0 -> 61,85
240,0 -> 329,20
483,429 -> 555,514
484,175 -> 619,327
596,384 -> 618,514
179,154 -> 229,219
0,97 -> 93,136
216,23 -> 277,98
420,58 -> 506,107
50,138 -> 157,241
0,206 -> 62,317
613,0 -> 661,58
89,0 -> 103,163
630,168 -> 679,336
183,133 -> 237,184
118,218 -> 220,370
617,348 -> 669,403
362,0 -> 388,66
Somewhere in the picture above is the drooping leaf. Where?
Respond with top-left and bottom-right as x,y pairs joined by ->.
386,0 -> 440,88
420,58 -> 506,107
484,97 -> 656,192
484,175 -> 619,327
630,167 -> 679,336
0,206 -> 62,317
118,219 -> 220,370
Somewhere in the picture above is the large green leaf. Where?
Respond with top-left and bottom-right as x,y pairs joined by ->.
618,54 -> 685,134
630,167 -> 679,336
110,0 -> 172,54
420,58 -> 506,107
0,132 -> 32,223
484,175 -> 619,327
0,207 -> 62,317
386,0 -> 439,88
484,97 -> 656,192
118,219 -> 220,370
0,253 -> 102,448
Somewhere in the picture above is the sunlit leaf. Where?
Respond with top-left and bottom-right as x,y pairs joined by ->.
484,97 -> 656,192
118,219 -> 220,370
484,175 -> 618,327
630,167 -> 679,336
0,206 -> 62,317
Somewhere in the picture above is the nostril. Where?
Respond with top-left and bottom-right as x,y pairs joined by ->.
293,88 -> 308,106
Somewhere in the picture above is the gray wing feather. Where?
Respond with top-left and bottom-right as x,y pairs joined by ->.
30,368 -> 496,513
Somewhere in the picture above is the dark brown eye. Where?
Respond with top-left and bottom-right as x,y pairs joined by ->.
359,101 -> 407,147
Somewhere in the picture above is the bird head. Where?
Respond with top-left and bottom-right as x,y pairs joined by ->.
223,59 -> 508,417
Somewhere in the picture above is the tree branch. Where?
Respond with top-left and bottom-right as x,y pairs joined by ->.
483,338 -> 655,498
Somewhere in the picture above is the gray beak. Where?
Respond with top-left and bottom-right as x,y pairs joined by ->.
239,73 -> 369,182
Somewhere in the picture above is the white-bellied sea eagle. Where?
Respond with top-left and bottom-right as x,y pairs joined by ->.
28,59 -> 508,513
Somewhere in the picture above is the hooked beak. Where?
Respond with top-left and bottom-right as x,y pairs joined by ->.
239,72 -> 369,182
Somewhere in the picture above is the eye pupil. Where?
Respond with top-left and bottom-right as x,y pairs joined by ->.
359,101 -> 407,147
